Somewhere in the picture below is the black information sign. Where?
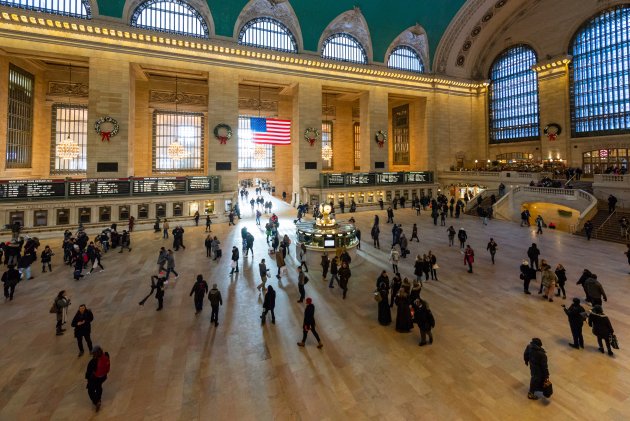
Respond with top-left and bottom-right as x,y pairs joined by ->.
188,177 -> 213,192
346,173 -> 376,185
0,180 -> 66,200
132,177 -> 186,195
68,179 -> 131,197
406,172 -> 433,183
327,174 -> 345,186
378,172 -> 404,185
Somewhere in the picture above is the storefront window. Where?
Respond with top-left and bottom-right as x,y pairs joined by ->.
33,210 -> 48,227
56,208 -> 70,225
138,205 -> 149,219
173,202 -> 183,217
99,206 -> 111,222
119,206 -> 130,220
78,207 -> 91,224
156,203 -> 166,218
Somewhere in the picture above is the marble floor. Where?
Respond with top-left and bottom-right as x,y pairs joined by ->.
1,193 -> 629,421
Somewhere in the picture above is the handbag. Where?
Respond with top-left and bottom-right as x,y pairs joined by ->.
230,261 -> 236,268
432,264 -> 440,270
542,379 -> 553,398
610,334 -> 620,350
374,292 -> 382,302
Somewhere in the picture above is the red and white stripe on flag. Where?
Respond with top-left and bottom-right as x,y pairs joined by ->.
251,117 -> 292,145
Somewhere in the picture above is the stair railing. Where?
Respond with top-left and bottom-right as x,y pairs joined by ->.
593,209 -> 617,239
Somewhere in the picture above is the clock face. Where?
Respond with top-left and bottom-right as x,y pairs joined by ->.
323,204 -> 332,214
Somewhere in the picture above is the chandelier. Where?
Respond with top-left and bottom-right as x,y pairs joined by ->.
322,144 -> 333,161
253,145 -> 267,160
167,140 -> 188,160
57,134 -> 80,160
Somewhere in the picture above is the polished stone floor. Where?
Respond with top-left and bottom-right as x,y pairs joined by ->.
1,193 -> 629,420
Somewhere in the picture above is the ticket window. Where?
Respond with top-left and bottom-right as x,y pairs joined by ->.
327,194 -> 334,204
394,190 -> 401,199
348,193 -> 355,203
403,190 -> 409,200
367,193 -> 374,203
9,211 -> 24,228
78,208 -> 92,224
223,200 -> 232,213
386,191 -> 392,202
412,190 -> 418,199
428,188 -> 433,198
156,203 -> 166,219
173,202 -> 183,217
189,202 -> 199,216
204,201 -> 215,215
138,204 -> 149,219
310,195 -> 319,206
99,206 -> 111,223
358,193 -> 365,204
119,206 -> 130,220
56,209 -> 70,225
33,210 -> 48,227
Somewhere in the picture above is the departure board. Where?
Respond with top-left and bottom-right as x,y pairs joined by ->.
68,179 -> 131,197
188,176 -> 214,192
132,177 -> 186,195
0,180 -> 66,200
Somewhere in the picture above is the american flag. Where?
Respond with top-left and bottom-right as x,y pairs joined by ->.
250,117 -> 292,145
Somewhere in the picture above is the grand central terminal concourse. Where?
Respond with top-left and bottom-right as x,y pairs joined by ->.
1,0 -> 630,419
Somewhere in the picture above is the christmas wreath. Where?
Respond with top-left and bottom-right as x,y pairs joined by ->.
94,116 -> 120,142
375,130 -> 387,148
544,123 -> 562,141
304,127 -> 320,146
213,123 -> 233,144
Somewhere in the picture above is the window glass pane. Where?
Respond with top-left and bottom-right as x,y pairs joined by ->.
238,17 -> 297,53
51,104 -> 87,173
131,0 -> 208,38
0,0 -> 91,18
153,111 -> 204,171
392,104 -> 410,164
238,116 -> 274,170
322,33 -> 367,64
6,64 -> 34,168
387,46 -> 424,73
321,120 -> 333,170
570,6 -> 630,136
488,45 -> 540,143
353,122 -> 360,170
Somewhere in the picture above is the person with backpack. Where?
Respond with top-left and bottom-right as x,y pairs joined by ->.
52,290 -> 71,335
2,265 -> 20,301
189,275 -> 209,315
260,284 -> 276,324
85,345 -> 110,412
208,283 -> 223,326
71,304 -> 94,356
563,298 -> 586,349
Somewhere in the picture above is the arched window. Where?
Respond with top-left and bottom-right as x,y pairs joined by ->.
488,45 -> 540,143
388,46 -> 424,73
238,17 -> 297,53
570,6 -> 630,137
322,33 -> 367,64
131,0 -> 209,38
0,0 -> 91,19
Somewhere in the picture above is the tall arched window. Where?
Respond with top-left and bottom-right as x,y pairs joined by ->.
131,0 -> 209,38
0,0 -> 91,19
388,46 -> 424,73
570,6 -> 630,137
238,17 -> 297,53
322,33 -> 367,64
488,45 -> 540,143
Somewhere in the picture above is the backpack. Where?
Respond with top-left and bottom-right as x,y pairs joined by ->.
49,300 -> 58,314
82,253 -> 89,264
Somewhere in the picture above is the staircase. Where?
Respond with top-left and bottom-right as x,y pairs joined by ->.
575,200 -> 630,243
465,196 -> 495,215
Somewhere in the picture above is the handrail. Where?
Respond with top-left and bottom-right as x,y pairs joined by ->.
564,173 -> 576,187
594,209 -> 617,238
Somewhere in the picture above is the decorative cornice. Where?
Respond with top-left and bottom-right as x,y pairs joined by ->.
149,90 -> 208,106
48,81 -> 88,97
238,98 -> 278,113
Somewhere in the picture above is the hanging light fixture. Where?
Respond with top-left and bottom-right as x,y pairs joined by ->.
56,62 -> 80,160
253,145 -> 267,160
321,93 -> 333,163
168,74 -> 189,161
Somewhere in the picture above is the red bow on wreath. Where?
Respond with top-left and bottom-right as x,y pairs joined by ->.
306,137 -> 316,146
218,136 -> 228,145
101,131 -> 112,142
547,133 -> 557,141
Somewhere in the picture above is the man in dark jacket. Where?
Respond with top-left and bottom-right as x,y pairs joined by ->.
520,260 -> 537,294
386,206 -> 394,223
297,297 -> 323,348
527,243 -> 541,271
189,275 -> 208,314
208,284 -> 223,326
413,299 -> 435,346
260,285 -> 276,324
584,274 -> 607,306
563,298 -> 586,349
376,271 -> 390,290
71,304 -> 94,356
230,246 -> 240,274
523,338 -> 549,400
576,269 -> 593,302
85,345 -> 110,412
2,265 -> 20,301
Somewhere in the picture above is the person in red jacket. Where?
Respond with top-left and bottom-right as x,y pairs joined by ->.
85,345 -> 110,412
464,245 -> 475,273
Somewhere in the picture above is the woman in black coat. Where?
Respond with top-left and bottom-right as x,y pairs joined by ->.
395,291 -> 413,332
71,304 -> 94,356
413,299 -> 435,345
555,264 -> 567,299
338,262 -> 351,299
588,305 -> 615,356
414,255 -> 423,282
377,281 -> 391,326
297,297 -> 322,348
261,285 -> 276,324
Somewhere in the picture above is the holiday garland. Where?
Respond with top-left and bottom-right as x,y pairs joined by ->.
304,127 -> 320,146
375,130 -> 387,148
94,116 -> 120,142
213,123 -> 233,144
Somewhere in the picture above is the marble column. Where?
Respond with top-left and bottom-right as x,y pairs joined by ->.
359,88 -> 389,171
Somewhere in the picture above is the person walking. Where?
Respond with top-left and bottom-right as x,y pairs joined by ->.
205,235 -> 213,257
208,283 -> 223,326
377,280 -> 391,326
2,265 -> 20,301
584,274 -> 607,306
457,228 -> 467,249
428,251 -> 438,281
260,284 -> 276,324
540,264 -> 558,302
555,264 -> 567,299
157,247 -> 167,272
447,226 -> 456,247
520,260 -> 536,294
71,304 -> 94,356
275,247 -> 286,279
162,219 -> 169,239
164,249 -> 179,280
257,258 -> 269,293
119,230 -> 132,253
298,243 -> 309,272
387,206 -> 394,224
527,243 -> 541,271
211,236 -> 221,261
414,255 -> 424,283
563,298 -> 586,349
205,215 -> 212,232
320,253 -> 330,280
230,246 -> 240,274
583,220 -> 593,240
297,266 -> 308,303
297,297 -> 323,348
53,290 -> 71,335
395,289 -> 413,333
88,248 -> 104,274
371,224 -> 380,249
413,299 -> 435,346
535,215 -> 545,235
487,238 -> 498,264
411,223 -> 420,242
41,245 -> 53,272
85,345 -> 110,412
194,211 -> 200,226
189,275 -> 209,315
338,261 -> 351,299
523,338 -> 550,400
329,256 -> 339,288
390,247 -> 400,273
588,305 -> 615,356
464,245 -> 475,273
155,275 -> 165,311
